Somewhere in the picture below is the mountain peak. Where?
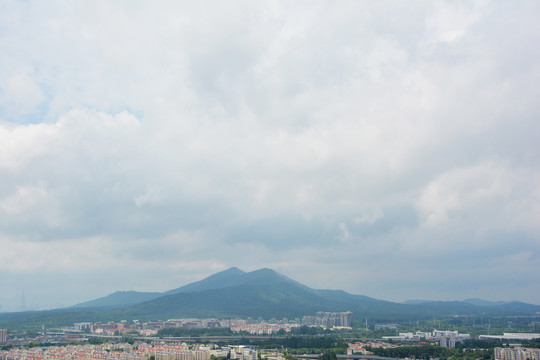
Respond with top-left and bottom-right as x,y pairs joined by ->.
222,267 -> 246,275
249,268 -> 278,275
240,268 -> 309,289
165,267 -> 247,295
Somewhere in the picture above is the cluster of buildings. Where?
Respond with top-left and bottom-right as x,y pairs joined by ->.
230,323 -> 298,335
382,329 -> 470,348
0,342 -> 258,360
72,311 -> 355,337
495,347 -> 540,360
87,319 -> 242,336
301,312 -> 353,328
0,312 -> 356,349
1,342 -> 148,360
347,340 -> 397,355
85,318 -> 298,336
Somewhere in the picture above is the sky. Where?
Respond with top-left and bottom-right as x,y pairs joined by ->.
1,0 -> 539,312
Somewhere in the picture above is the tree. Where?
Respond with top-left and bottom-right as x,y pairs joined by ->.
319,350 -> 337,360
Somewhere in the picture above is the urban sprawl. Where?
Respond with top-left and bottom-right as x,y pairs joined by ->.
1,312 -> 540,360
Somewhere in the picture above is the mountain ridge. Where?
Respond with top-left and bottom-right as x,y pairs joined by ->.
74,267 -> 311,309
73,290 -> 163,309
72,267 -> 540,320
2,267 -> 540,330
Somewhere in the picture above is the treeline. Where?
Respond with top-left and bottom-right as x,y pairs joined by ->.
521,339 -> 540,348
369,345 -> 494,360
249,335 -> 347,354
455,339 -> 503,349
369,345 -> 454,360
290,325 -> 327,335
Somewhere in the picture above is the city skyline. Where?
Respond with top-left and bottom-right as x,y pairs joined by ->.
1,1 -> 539,312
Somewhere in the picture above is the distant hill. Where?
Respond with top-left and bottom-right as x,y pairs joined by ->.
462,298 -> 508,306
73,267 -> 249,309
87,268 -> 413,321
76,267 -> 310,309
73,291 -> 162,308
404,298 -> 514,307
2,267 -> 540,330
402,299 -> 434,305
68,268 -> 540,322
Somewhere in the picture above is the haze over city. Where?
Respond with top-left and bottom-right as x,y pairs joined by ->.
0,1 -> 539,312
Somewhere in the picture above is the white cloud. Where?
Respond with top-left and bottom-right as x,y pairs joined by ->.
424,1 -> 485,45
417,162 -> 508,227
0,122 -> 59,170
0,0 -> 539,309
354,210 -> 384,225
1,73 -> 46,114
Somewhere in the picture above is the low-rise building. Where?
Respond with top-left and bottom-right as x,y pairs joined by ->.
481,333 -> 540,342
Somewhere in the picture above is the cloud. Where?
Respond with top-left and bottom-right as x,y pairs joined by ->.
425,1 -> 485,45
0,0 -> 539,310
417,162 -> 509,227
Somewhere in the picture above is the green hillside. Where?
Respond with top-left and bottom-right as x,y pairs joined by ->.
73,291 -> 163,309
1,267 -> 540,331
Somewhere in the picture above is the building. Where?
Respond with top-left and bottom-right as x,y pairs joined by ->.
230,346 -> 257,360
340,312 -> 354,327
0,329 -> 6,344
74,322 -> 91,331
382,331 -> 432,341
194,350 -> 211,360
439,337 -> 457,348
495,347 -> 540,360
303,311 -> 353,328
480,333 -> 540,342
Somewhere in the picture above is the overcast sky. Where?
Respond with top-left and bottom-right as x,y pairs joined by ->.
1,0 -> 539,312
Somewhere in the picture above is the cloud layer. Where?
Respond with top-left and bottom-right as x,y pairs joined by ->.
1,0 -> 539,311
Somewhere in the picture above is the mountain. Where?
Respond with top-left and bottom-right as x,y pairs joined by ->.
98,268 -> 410,321
402,299 -> 435,305
69,268 -> 412,321
403,298 -> 516,307
73,267 -> 248,309
69,268 -> 540,319
165,267 -> 246,294
73,291 -> 163,308
3,267 -> 540,330
76,267 -> 305,309
462,298 -> 508,306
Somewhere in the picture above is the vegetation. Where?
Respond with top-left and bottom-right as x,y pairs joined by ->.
365,339 -> 515,360
88,337 -> 108,345
241,335 -> 347,355
283,351 -> 297,360
369,345 -> 492,360
158,327 -> 235,337
2,267 -> 539,331
290,325 -> 327,335
521,339 -> 540,348
455,339 -> 503,349
319,350 -> 337,360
